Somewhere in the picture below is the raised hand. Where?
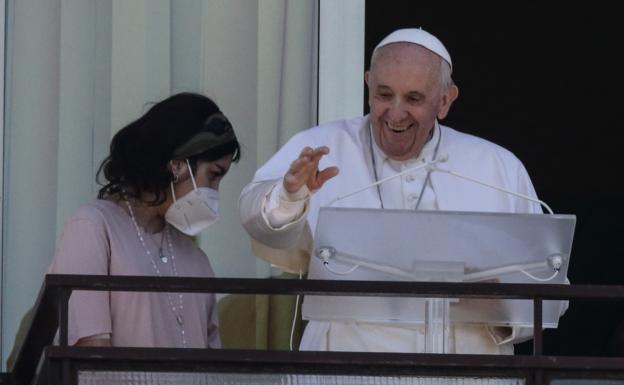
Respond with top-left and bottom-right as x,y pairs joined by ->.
283,146 -> 339,194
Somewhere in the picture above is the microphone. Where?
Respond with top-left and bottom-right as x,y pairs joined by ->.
431,158 -> 554,214
328,153 -> 554,214
327,156 -> 449,206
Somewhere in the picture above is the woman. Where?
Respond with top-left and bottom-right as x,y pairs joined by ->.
48,92 -> 240,348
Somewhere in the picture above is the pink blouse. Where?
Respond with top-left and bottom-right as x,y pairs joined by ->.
48,199 -> 220,348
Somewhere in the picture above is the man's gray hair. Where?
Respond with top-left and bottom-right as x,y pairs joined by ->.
439,59 -> 454,91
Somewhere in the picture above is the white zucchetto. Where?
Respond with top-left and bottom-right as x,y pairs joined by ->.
374,28 -> 452,71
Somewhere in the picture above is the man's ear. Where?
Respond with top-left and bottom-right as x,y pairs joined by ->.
437,84 -> 459,120
365,71 -> 374,109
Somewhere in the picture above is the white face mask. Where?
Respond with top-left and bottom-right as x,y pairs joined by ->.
165,159 -> 220,236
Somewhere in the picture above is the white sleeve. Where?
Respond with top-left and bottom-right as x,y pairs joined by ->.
240,179 -> 310,250
263,182 -> 310,228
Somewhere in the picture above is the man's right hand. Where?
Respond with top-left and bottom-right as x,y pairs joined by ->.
283,146 -> 339,194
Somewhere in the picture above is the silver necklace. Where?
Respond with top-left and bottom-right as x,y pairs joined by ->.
124,200 -> 187,348
147,230 -> 168,263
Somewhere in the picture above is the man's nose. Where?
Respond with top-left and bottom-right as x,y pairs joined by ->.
387,99 -> 408,121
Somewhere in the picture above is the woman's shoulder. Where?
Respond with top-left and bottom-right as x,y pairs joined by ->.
50,200 -> 120,275
68,199 -> 124,224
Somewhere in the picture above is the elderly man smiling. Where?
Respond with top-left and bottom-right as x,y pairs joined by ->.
240,28 -> 542,354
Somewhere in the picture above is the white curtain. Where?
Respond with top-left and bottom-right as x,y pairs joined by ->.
197,0 -> 319,278
1,0 -> 174,365
0,0 -> 323,366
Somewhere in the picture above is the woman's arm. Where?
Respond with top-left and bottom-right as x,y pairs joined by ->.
49,209 -> 113,346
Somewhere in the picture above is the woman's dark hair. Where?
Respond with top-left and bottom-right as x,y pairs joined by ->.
97,92 -> 241,204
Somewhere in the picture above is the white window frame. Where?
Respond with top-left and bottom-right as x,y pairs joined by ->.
0,0 -> 7,367
317,0 -> 365,124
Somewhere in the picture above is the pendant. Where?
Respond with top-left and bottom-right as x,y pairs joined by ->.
176,314 -> 184,326
159,248 -> 168,263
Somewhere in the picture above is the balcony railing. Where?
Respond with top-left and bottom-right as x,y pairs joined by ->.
3,274 -> 624,385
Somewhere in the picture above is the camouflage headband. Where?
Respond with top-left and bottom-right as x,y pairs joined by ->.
171,112 -> 237,159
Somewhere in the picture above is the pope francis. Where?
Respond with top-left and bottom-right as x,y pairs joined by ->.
240,28 -> 543,354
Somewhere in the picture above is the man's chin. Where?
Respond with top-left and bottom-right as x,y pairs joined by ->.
379,139 -> 419,159
383,148 -> 418,161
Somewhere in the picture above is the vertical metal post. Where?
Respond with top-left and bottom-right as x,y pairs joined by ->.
533,297 -> 543,355
48,360 -> 61,385
59,289 -> 70,346
62,359 -> 71,385
534,369 -> 545,385
533,297 -> 544,385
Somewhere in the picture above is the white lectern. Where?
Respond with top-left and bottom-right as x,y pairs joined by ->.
302,207 -> 576,353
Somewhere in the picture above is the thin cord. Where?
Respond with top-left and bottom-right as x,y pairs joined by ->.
435,168 -> 554,214
368,125 -> 384,209
323,261 -> 360,275
289,270 -> 303,351
324,249 -> 562,283
414,121 -> 442,210
520,269 -> 559,282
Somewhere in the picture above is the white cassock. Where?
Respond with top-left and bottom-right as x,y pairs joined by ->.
240,115 -> 543,354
